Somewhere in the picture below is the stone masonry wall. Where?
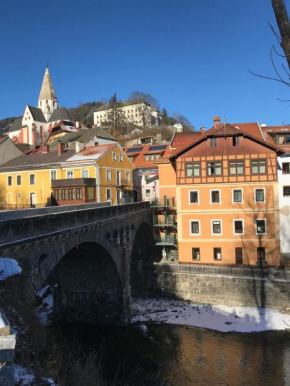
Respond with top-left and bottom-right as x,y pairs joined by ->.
131,264 -> 290,309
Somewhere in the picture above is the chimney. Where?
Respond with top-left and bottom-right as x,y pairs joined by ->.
41,144 -> 49,153
213,116 -> 221,128
200,126 -> 206,134
58,142 -> 65,155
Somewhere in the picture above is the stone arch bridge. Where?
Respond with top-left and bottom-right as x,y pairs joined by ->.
0,202 -> 154,326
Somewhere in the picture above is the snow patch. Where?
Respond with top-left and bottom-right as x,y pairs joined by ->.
36,285 -> 55,325
0,258 -> 22,281
0,312 -> 6,329
14,365 -> 57,386
132,298 -> 290,333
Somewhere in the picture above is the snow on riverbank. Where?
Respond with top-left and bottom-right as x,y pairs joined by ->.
0,258 -> 22,281
132,298 -> 290,333
14,365 -> 56,386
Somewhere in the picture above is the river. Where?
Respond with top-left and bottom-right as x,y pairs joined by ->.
54,322 -> 290,386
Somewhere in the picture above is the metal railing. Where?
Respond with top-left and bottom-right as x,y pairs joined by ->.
155,235 -> 178,246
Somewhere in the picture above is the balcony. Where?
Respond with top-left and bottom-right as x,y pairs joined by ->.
153,215 -> 177,228
151,196 -> 176,209
51,178 -> 96,188
155,235 -> 178,246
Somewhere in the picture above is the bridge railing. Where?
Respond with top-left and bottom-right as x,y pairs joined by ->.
0,202 -> 150,246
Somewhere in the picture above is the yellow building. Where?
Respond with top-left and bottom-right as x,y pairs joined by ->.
0,142 -> 134,208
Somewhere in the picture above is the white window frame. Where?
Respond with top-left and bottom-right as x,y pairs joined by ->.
125,171 -> 130,182
256,219 -> 267,235
7,175 -> 12,186
210,189 -> 221,205
189,190 -> 199,205
119,153 -> 123,162
16,175 -> 22,186
17,192 -> 21,199
81,169 -> 89,178
67,170 -> 74,179
232,188 -> 243,204
50,170 -> 57,180
116,170 -> 121,186
254,188 -> 266,203
145,188 -> 151,198
106,169 -> 111,181
211,219 -> 222,235
190,220 -> 201,236
29,174 -> 36,186
233,219 -> 244,235
112,152 -> 117,161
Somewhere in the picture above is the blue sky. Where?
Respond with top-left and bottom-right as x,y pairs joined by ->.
0,0 -> 289,129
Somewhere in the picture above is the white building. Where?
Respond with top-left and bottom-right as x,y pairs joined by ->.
277,154 -> 290,259
8,67 -> 73,145
94,99 -> 162,128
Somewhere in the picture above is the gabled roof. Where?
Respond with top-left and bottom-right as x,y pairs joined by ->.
27,106 -> 46,122
166,123 -> 283,161
48,107 -> 69,122
171,131 -> 202,148
39,67 -> 57,101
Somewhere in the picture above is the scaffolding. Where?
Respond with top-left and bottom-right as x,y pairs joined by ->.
151,196 -> 178,261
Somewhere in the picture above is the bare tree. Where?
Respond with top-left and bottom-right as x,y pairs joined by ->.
272,0 -> 290,71
128,91 -> 160,110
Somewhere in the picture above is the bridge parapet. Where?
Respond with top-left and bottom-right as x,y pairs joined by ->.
0,202 -> 150,249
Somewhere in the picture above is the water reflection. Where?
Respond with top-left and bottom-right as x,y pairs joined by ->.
54,323 -> 290,385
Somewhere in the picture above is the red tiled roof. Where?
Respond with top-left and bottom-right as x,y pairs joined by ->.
171,132 -> 201,149
124,143 -> 171,169
262,125 -> 290,152
231,122 -> 264,140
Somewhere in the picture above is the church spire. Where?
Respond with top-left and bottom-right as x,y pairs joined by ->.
38,66 -> 58,121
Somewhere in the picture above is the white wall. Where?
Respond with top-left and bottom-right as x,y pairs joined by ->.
278,155 -> 290,254
133,170 -> 159,201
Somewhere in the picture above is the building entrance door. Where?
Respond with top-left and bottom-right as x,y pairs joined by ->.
235,247 -> 243,265
30,192 -> 36,208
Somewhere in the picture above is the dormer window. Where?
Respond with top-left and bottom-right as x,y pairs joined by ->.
210,138 -> 217,148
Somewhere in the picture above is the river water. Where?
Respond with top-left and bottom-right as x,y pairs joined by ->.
56,322 -> 290,386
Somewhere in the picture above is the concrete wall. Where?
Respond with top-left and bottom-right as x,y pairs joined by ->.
131,264 -> 290,309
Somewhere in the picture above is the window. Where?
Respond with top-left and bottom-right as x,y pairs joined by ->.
119,154 -> 123,162
282,163 -> 290,174
30,174 -> 35,185
233,189 -> 242,203
145,189 -> 151,198
210,138 -> 217,147
251,159 -> 266,174
81,169 -> 89,178
145,155 -> 149,161
255,188 -> 265,203
7,176 -> 12,186
68,189 -> 74,200
232,137 -> 240,146
112,152 -> 117,161
211,190 -> 220,204
116,171 -> 121,186
189,191 -> 199,204
106,188 -> 111,200
17,192 -> 21,199
256,219 -> 266,234
234,220 -> 244,234
125,172 -> 130,182
257,247 -> 266,261
192,248 -> 200,260
51,170 -> 57,180
212,220 -> 222,234
186,162 -> 200,177
283,186 -> 290,196
16,175 -> 21,186
150,155 -> 155,161
190,220 -> 200,235
76,188 -> 83,200
207,161 -> 222,176
214,248 -> 222,260
67,171 -> 74,179
105,169 -> 111,181
229,161 -> 244,175
87,187 -> 95,200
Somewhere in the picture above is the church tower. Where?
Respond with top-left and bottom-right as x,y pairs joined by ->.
38,66 -> 58,121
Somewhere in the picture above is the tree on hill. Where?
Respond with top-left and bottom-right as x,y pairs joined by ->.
172,111 -> 195,132
67,101 -> 104,128
107,93 -> 126,134
128,91 -> 160,110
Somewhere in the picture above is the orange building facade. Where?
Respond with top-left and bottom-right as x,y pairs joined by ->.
157,123 -> 283,266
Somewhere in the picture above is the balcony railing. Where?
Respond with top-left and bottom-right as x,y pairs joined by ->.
155,235 -> 178,246
51,178 -> 96,188
151,196 -> 176,209
153,216 -> 177,227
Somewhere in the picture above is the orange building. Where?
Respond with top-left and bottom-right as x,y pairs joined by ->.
156,121 -> 284,266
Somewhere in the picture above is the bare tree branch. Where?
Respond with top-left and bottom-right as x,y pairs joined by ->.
249,69 -> 290,86
272,0 -> 290,71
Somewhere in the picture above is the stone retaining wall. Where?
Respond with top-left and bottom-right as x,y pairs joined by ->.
131,264 -> 290,309
0,311 -> 16,386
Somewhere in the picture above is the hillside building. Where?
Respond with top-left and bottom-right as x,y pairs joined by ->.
94,99 -> 162,128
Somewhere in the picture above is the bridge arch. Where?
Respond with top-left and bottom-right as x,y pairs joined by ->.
131,221 -> 157,267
